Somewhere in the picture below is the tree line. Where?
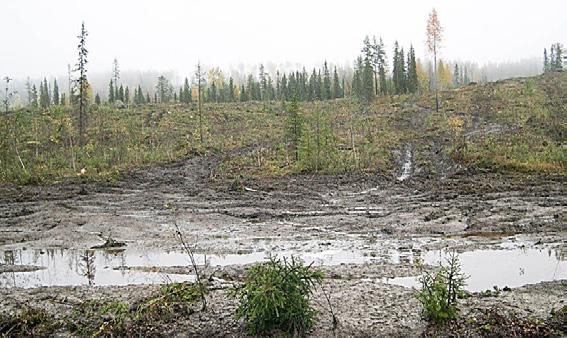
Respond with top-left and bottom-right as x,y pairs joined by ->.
543,43 -> 564,73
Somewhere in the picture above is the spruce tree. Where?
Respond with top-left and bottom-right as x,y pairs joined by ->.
259,64 -> 267,100
332,67 -> 341,99
240,84 -> 247,102
352,57 -> 363,99
453,64 -> 460,87
281,74 -> 288,101
31,84 -> 38,108
183,78 -> 191,103
118,85 -> 124,102
95,93 -> 101,105
74,22 -> 89,147
228,77 -> 235,101
377,37 -> 388,95
361,57 -> 375,102
543,48 -> 549,73
392,42 -> 402,94
53,79 -> 60,105
553,43 -> 563,71
407,46 -> 418,93
109,80 -> 115,103
322,61 -> 331,100
124,87 -> 129,104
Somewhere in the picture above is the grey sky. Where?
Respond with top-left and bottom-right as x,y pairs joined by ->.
1,0 -> 565,79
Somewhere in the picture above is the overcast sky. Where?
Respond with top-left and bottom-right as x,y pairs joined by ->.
1,0 -> 565,79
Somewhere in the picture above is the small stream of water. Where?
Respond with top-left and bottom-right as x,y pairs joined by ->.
397,145 -> 412,181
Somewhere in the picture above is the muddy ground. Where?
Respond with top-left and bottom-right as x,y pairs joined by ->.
0,152 -> 566,336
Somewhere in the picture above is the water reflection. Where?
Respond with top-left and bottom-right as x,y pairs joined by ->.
79,250 -> 96,286
1,243 -> 566,290
385,244 -> 567,292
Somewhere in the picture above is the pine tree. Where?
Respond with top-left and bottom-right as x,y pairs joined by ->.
53,79 -> 60,105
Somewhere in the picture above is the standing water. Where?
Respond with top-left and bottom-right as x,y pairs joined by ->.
397,145 -> 412,181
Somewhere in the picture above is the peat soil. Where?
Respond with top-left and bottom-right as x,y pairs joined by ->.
0,151 -> 566,336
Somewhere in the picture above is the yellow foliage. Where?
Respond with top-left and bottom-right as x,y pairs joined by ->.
437,60 -> 453,90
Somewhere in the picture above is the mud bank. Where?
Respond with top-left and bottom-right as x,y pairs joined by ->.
0,154 -> 566,336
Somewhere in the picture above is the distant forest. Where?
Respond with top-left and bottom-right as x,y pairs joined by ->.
5,36 -> 560,109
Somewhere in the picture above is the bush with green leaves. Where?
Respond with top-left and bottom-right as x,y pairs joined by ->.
416,251 -> 467,324
230,255 -> 324,336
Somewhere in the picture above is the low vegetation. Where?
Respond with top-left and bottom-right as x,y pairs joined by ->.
416,251 -> 467,325
1,73 -> 565,185
0,307 -> 57,337
0,282 -> 201,337
230,255 -> 324,336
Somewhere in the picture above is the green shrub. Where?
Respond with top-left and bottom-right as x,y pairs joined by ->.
416,251 -> 467,324
230,255 -> 324,336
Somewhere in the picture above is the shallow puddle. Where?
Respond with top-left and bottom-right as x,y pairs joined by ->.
1,241 -> 565,290
0,248 -> 375,288
384,244 -> 567,292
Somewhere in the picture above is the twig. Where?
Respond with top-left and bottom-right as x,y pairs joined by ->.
172,209 -> 207,311
318,280 -> 339,334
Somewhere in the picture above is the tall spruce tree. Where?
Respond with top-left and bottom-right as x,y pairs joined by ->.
74,22 -> 89,147
194,61 -> 206,144
407,46 -> 418,93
